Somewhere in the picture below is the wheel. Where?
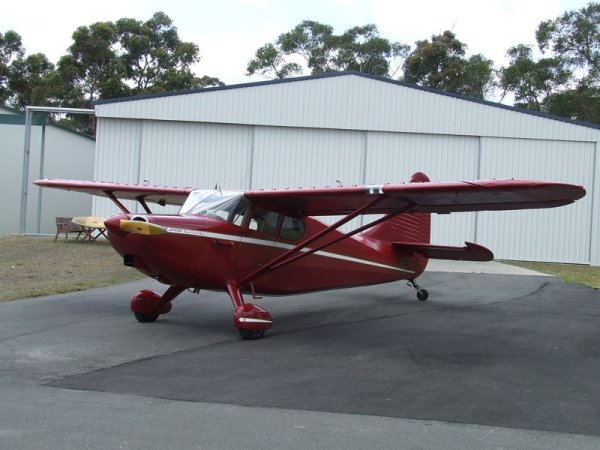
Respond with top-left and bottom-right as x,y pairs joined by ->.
134,312 -> 159,323
238,328 -> 265,340
417,289 -> 429,301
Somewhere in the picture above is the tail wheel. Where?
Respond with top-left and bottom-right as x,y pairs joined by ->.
417,289 -> 429,301
408,279 -> 429,301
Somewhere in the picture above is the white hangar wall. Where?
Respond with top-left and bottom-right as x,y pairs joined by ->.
0,107 -> 95,236
93,73 -> 600,265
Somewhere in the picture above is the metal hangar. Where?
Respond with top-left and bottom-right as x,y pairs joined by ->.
1,105 -> 95,236
93,72 -> 600,265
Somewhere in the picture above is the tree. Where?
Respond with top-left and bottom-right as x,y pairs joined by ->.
246,43 -> 302,79
56,12 -> 211,106
7,53 -> 55,109
546,85 -> 600,123
533,2 -> 600,122
191,75 -> 226,88
247,20 -> 407,79
537,2 -> 600,85
57,21 -> 129,106
47,12 -> 221,135
332,24 -> 407,76
276,20 -> 335,75
116,12 -> 202,94
498,44 -> 571,111
0,30 -> 25,103
402,31 -> 494,99
461,54 -> 495,99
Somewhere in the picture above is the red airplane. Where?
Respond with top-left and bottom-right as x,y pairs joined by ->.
35,173 -> 585,339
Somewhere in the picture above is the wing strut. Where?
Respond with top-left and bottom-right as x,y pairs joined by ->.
104,192 -> 156,215
105,191 -> 130,214
136,196 -> 153,214
239,199 -> 418,285
239,197 -> 383,284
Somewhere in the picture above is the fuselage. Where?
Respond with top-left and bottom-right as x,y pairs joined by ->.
104,189 -> 426,295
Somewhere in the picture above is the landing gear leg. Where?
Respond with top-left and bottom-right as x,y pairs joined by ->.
227,282 -> 272,340
130,285 -> 186,322
407,278 -> 429,301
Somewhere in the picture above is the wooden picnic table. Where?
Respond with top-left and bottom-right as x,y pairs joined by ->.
71,216 -> 107,241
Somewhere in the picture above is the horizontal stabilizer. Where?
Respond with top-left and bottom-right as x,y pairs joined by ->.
392,241 -> 494,262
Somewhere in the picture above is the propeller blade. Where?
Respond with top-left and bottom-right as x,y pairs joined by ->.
119,220 -> 166,236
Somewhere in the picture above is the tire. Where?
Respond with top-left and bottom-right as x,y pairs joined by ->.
238,328 -> 265,340
417,289 -> 429,301
134,312 -> 159,323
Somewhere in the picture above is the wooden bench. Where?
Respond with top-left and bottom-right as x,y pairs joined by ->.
54,217 -> 85,241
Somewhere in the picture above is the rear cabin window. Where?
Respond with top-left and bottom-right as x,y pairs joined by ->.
280,216 -> 305,240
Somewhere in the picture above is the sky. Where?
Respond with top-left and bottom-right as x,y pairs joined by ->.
1,0 -> 593,94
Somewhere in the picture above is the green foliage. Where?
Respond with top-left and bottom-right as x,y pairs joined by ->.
247,20 -> 406,78
332,24 -> 407,76
246,43 -> 302,79
7,53 -> 55,109
547,85 -> 600,123
190,75 -> 225,88
61,21 -> 129,103
4,3 -> 600,134
116,12 -> 201,94
402,31 -> 494,99
499,44 -> 571,111
1,12 -> 222,135
55,12 -> 207,108
0,30 -> 25,104
278,20 -> 334,74
501,2 -> 600,124
537,3 -> 600,84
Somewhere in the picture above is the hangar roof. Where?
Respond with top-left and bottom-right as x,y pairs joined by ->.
0,105 -> 95,140
93,71 -> 600,140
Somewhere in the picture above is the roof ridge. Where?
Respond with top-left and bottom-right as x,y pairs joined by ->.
92,71 -> 600,131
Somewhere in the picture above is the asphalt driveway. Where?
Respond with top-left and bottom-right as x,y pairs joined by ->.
1,268 -> 599,449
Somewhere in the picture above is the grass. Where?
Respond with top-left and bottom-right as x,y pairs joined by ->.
502,260 -> 600,290
0,235 -> 144,302
1,236 -> 598,302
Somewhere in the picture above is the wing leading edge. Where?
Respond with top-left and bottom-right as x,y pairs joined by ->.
245,179 -> 586,216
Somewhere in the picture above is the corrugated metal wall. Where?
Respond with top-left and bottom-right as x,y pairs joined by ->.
1,120 -> 94,236
477,138 -> 595,263
366,132 -> 479,246
93,73 -> 600,265
252,127 -> 364,188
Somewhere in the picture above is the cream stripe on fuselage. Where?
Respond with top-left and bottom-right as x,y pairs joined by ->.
164,227 -> 414,274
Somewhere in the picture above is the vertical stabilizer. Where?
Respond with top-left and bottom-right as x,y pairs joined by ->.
362,172 -> 431,274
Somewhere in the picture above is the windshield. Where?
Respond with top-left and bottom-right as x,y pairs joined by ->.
179,190 -> 248,225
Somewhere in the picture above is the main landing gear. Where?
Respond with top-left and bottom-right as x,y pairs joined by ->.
407,278 -> 429,301
130,283 -> 272,340
130,286 -> 185,323
227,282 -> 273,340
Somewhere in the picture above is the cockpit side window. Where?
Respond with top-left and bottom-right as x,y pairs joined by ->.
229,198 -> 250,226
280,216 -> 305,240
249,207 -> 279,235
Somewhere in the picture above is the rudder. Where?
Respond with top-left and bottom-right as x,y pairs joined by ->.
362,172 -> 431,275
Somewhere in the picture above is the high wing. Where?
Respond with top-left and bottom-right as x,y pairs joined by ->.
34,179 -> 193,212
35,178 -> 586,217
245,179 -> 586,216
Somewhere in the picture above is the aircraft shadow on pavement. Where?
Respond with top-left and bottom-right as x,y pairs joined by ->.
47,273 -> 600,436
